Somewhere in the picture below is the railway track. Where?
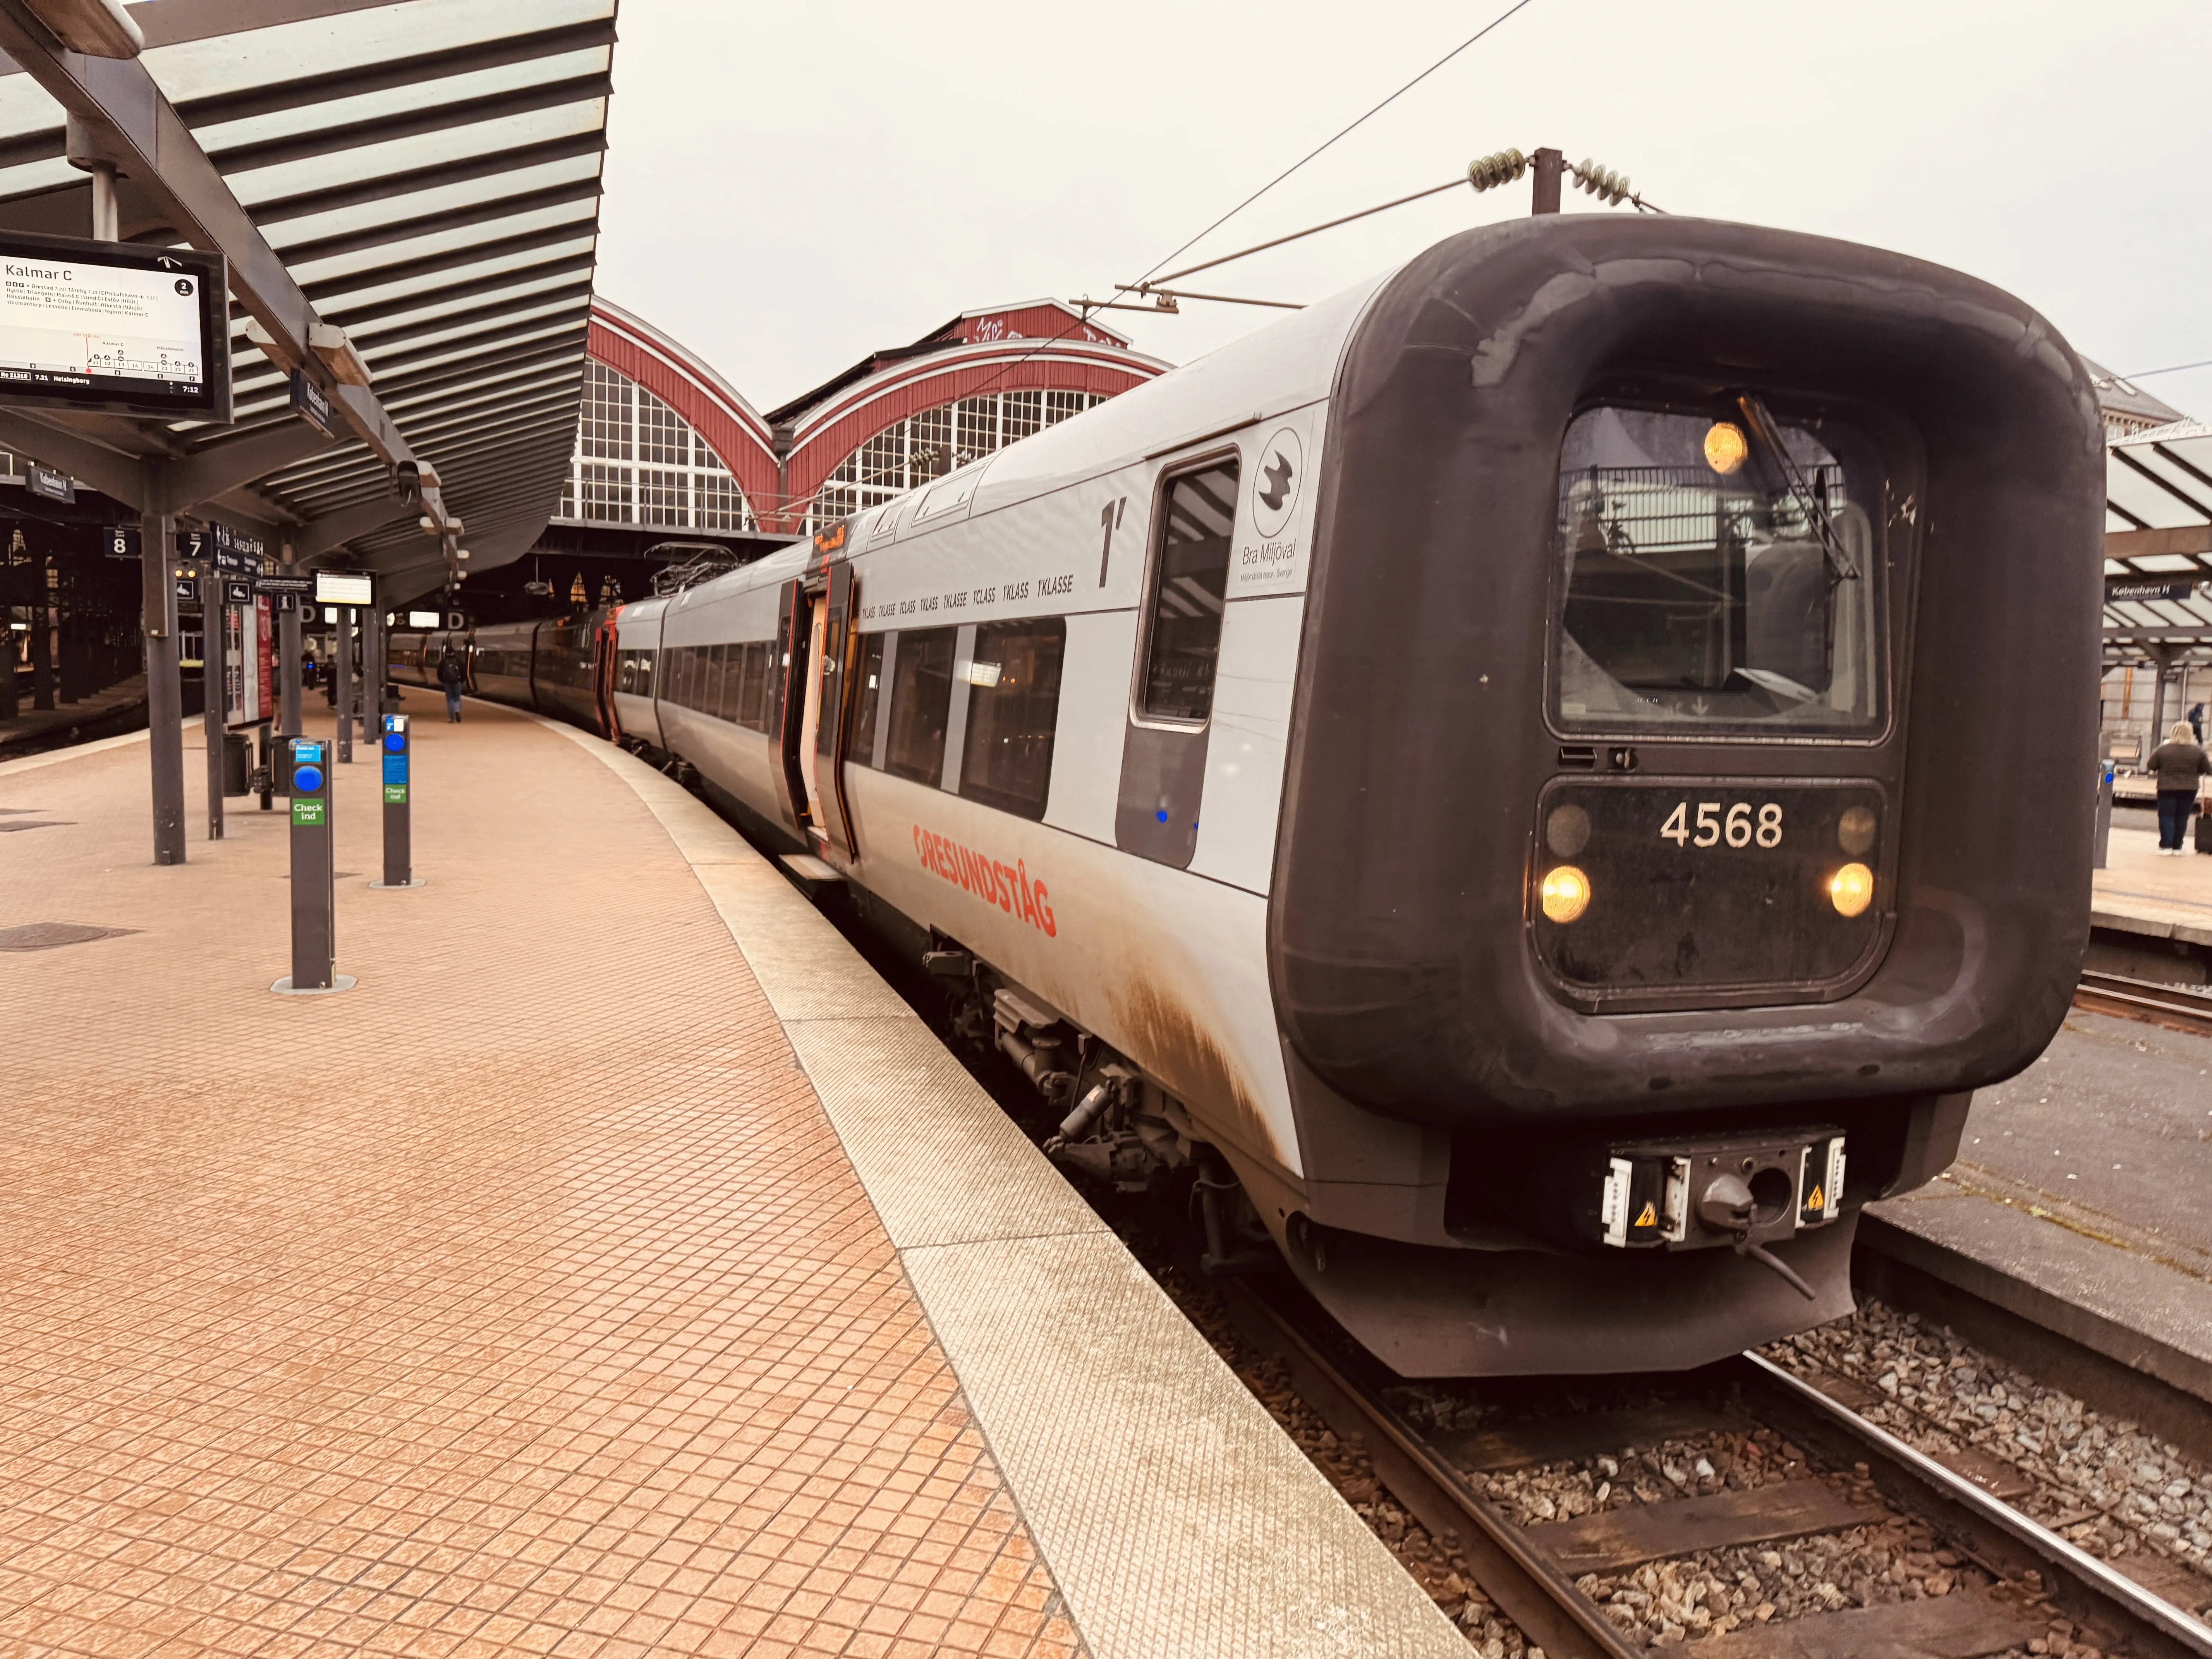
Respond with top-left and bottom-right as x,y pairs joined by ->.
1220,1281 -> 2212,1659
2075,970 -> 2212,1037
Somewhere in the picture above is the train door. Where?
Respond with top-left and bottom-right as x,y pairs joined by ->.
810,563 -> 860,860
1117,451 -> 1241,867
766,580 -> 814,835
797,597 -> 828,833
591,608 -> 622,737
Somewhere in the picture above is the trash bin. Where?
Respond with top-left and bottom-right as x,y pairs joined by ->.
222,731 -> 252,796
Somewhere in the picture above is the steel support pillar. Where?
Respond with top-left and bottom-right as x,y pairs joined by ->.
334,603 -> 354,763
141,509 -> 184,864
202,579 -> 226,840
29,586 -> 52,710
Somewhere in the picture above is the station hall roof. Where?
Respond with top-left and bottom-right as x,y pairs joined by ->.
2104,417 -> 2212,665
0,0 -> 615,605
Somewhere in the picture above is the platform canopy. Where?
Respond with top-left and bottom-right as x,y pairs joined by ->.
2106,418 -> 2212,669
0,0 -> 614,604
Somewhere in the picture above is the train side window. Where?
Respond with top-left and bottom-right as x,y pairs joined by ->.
707,642 -> 728,720
884,626 -> 956,784
732,642 -> 760,730
959,619 -> 1064,820
1137,459 -> 1238,723
637,648 -> 654,698
618,653 -> 635,693
849,633 -> 886,767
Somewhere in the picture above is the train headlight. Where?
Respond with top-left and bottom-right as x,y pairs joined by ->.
1540,865 -> 1592,924
1704,421 -> 1748,475
1828,862 -> 1874,918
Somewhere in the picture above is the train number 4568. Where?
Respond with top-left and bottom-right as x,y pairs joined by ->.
1661,801 -> 1784,849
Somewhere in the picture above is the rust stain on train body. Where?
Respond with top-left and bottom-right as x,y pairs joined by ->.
1108,977 -> 1284,1171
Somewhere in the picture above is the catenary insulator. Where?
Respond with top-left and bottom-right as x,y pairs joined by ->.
1467,148 -> 1527,192
1573,160 -> 1631,205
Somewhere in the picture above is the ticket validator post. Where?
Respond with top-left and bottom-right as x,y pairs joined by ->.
272,737 -> 353,994
370,713 -> 421,890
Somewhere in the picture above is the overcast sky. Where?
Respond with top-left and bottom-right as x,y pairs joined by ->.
594,0 -> 2212,422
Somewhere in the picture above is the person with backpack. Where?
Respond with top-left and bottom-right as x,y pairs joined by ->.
436,646 -> 467,723
2147,720 -> 2211,854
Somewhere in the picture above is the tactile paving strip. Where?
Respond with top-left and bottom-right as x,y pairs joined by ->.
0,695 -> 1082,1659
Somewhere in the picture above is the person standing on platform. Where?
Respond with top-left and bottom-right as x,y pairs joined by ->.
2147,720 -> 2210,855
437,646 -> 467,723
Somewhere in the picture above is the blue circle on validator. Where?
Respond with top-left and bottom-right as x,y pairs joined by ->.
383,733 -> 404,753
293,766 -> 323,793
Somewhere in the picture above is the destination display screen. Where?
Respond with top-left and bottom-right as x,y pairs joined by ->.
0,233 -> 230,422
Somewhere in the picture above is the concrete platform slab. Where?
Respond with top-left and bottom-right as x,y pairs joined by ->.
1866,1009 -> 2212,1423
2094,821 -> 2212,946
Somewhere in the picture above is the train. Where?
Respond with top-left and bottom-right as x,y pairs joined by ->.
395,213 -> 2104,1377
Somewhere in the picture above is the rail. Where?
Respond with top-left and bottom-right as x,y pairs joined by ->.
1223,1281 -> 2212,1659
2076,969 -> 2212,1036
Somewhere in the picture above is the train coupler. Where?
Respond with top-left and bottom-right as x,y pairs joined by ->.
1599,1129 -> 1846,1252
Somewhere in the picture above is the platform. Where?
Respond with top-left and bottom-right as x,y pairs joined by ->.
1865,998 -> 2212,1439
0,690 -> 1458,1659
2092,817 -> 2212,947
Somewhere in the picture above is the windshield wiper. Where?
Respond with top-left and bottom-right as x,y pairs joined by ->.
1736,393 -> 1858,582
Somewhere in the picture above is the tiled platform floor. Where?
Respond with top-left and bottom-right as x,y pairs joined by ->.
0,692 -> 1080,1659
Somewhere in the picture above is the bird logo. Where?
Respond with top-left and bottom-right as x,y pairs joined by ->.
1259,452 -> 1295,512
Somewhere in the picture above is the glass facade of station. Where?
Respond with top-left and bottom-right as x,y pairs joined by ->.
808,388 -> 1106,526
555,361 -> 756,531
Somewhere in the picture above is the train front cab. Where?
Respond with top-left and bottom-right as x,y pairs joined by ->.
1260,216 -> 2105,1376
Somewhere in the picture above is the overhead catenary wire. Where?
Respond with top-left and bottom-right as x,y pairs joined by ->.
1127,0 -> 1544,290
1149,177 -> 1470,288
2099,357 -> 2212,387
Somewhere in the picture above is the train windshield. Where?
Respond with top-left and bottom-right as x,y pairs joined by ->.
1552,402 -> 1882,734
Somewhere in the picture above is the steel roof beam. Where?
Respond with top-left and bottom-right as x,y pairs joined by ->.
274,179 -> 602,271
2111,447 -> 2212,522
172,18 -> 616,131
154,419 -> 338,514
293,494 -> 416,562
208,72 -> 610,179
302,222 -> 596,306
0,409 -> 144,504
313,252 -> 595,332
2107,525 -> 2212,559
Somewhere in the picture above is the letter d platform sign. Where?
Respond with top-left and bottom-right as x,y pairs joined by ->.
371,714 -> 421,890
272,738 -> 354,994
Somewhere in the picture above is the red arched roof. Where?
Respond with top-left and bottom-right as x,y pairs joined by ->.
586,300 -> 780,510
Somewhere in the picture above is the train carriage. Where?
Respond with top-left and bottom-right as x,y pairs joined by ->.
396,213 -> 2104,1376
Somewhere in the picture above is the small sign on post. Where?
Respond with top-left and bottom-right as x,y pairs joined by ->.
370,714 -> 421,890
289,368 -> 335,438
272,737 -> 354,994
